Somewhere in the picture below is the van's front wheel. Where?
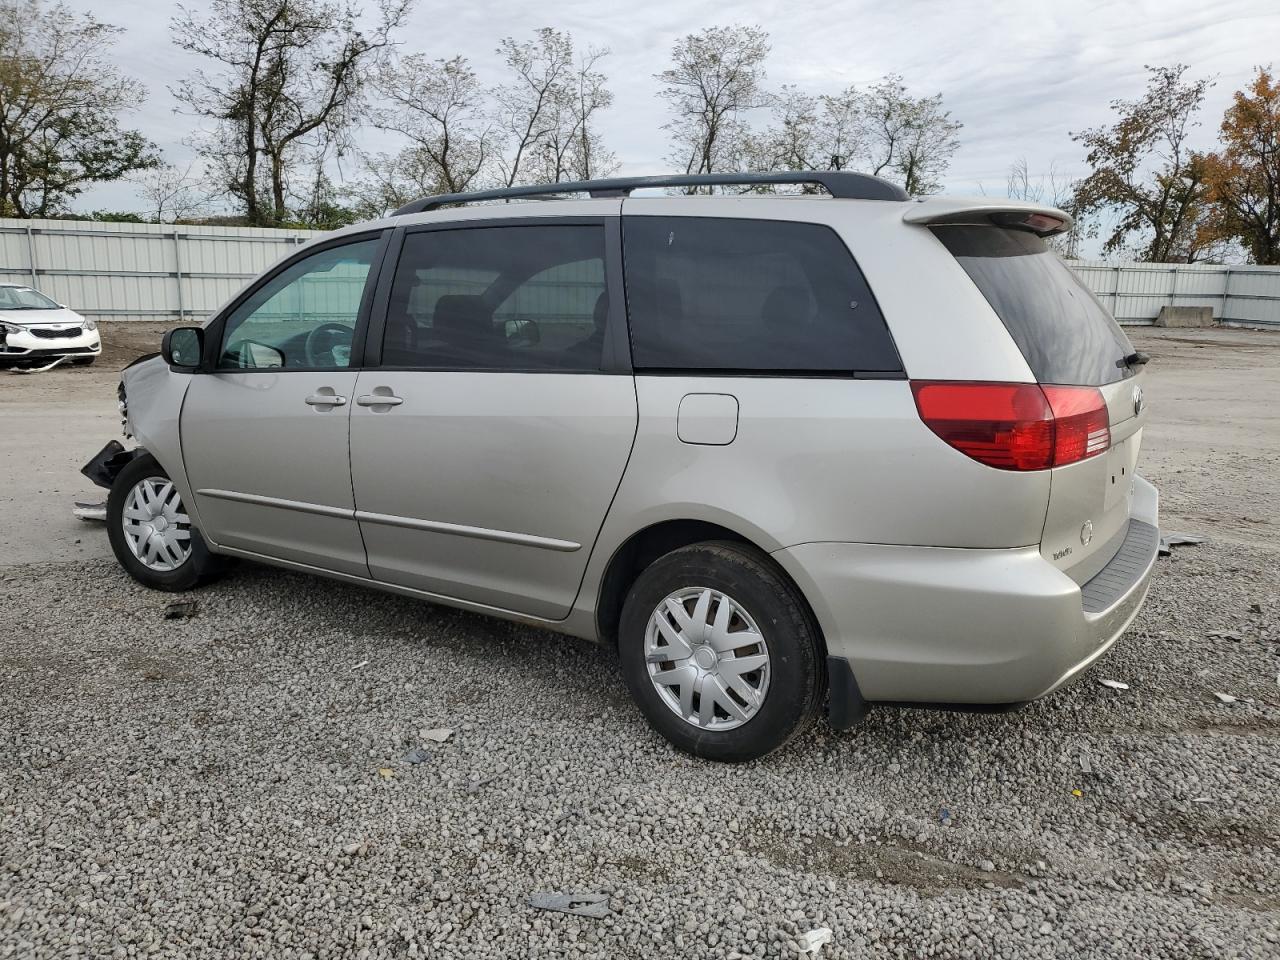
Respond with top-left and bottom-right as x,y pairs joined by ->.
106,453 -> 226,591
618,541 -> 825,762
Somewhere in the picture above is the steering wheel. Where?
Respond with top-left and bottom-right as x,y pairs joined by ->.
303,322 -> 353,367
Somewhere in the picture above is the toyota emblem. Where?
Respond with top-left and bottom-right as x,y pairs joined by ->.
1080,520 -> 1094,546
1132,385 -> 1145,417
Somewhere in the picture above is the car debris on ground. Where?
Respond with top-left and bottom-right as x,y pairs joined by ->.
528,892 -> 612,919
71,500 -> 107,522
1206,630 -> 1244,641
1158,532 -> 1207,556
162,600 -> 198,620
1097,678 -> 1130,690
797,927 -> 834,954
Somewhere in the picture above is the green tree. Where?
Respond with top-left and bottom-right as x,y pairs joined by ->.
1200,67 -> 1280,264
172,0 -> 410,227
0,0 -> 157,217
1072,64 -> 1214,262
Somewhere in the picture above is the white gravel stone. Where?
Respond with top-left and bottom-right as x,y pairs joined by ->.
1,536 -> 1278,959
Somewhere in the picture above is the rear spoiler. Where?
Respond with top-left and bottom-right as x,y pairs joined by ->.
903,199 -> 1073,238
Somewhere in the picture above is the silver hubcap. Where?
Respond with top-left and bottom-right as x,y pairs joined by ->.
122,477 -> 192,572
645,587 -> 771,731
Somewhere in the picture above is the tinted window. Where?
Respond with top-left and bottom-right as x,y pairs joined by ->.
933,226 -> 1134,386
219,238 -> 378,370
622,217 -> 900,373
383,225 -> 608,371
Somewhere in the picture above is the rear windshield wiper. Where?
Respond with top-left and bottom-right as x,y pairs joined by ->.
1119,351 -> 1149,368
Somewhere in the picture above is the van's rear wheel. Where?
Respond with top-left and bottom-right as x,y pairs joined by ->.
106,453 -> 227,591
618,541 -> 825,762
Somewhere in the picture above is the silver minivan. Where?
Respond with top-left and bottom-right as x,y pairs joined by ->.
85,172 -> 1159,761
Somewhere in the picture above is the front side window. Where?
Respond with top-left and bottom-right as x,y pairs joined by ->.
382,225 -> 608,371
622,216 -> 901,374
218,238 -> 379,370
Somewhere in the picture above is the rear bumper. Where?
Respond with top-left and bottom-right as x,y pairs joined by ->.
773,475 -> 1160,705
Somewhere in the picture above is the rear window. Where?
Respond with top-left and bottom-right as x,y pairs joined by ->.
623,216 -> 901,374
933,225 -> 1134,386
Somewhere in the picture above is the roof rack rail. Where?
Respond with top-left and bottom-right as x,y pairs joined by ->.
391,171 -> 909,216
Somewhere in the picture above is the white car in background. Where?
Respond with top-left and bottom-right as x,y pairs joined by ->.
0,283 -> 101,369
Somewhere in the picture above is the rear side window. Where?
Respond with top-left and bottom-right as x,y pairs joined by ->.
623,217 -> 900,374
932,226 -> 1134,386
382,225 -> 608,371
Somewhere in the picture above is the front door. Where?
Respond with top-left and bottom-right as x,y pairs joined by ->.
350,219 -> 637,619
182,234 -> 384,575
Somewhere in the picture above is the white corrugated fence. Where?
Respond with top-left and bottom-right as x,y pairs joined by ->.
0,218 -> 325,322
3,217 -> 1279,327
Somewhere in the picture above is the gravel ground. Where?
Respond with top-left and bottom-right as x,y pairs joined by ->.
2,328 -> 1279,959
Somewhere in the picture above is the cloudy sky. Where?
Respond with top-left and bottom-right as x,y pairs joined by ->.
67,0 -> 1280,221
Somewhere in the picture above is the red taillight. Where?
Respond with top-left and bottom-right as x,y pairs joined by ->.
911,381 -> 1110,471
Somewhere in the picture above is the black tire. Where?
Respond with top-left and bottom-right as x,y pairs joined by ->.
106,453 -> 228,591
618,541 -> 826,762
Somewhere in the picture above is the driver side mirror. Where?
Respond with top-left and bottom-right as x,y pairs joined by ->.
162,326 -> 204,371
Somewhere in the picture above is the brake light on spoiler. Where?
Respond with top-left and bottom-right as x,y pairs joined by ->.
911,381 -> 1111,471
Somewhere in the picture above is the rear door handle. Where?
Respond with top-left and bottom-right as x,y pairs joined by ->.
356,393 -> 403,407
305,393 -> 347,406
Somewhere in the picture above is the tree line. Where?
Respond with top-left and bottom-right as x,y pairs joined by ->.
1,0 -> 1277,265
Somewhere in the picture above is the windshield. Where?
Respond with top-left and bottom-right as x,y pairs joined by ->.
932,225 -> 1134,386
0,286 -> 60,310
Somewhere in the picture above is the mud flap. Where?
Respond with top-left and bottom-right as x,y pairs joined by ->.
826,655 -> 870,730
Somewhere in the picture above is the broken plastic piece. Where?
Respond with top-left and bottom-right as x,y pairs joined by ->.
528,892 -> 611,919
798,927 -> 834,954
1097,678 -> 1129,691
163,600 -> 197,620
9,356 -> 67,374
1079,753 -> 1093,774
1213,692 -> 1238,704
72,500 -> 107,522
419,728 -> 453,743
402,747 -> 431,764
1158,532 -> 1206,557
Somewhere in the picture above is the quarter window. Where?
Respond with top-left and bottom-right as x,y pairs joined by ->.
218,238 -> 379,370
622,216 -> 900,374
382,225 -> 609,371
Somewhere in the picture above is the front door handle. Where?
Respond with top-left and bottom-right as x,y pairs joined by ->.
305,392 -> 347,407
356,393 -> 404,408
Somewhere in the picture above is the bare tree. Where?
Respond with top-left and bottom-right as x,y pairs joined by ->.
1005,156 -> 1085,258
530,45 -> 616,183
751,85 -> 821,175
129,162 -> 210,222
657,25 -> 771,186
1072,64 -> 1214,262
861,76 -> 961,195
373,54 -> 490,195
819,85 -> 864,171
0,0 -> 157,217
172,0 -> 410,226
492,28 -> 575,188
